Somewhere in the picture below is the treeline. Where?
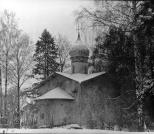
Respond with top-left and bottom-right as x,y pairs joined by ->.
0,10 -> 71,128
76,0 -> 154,131
33,29 -> 71,80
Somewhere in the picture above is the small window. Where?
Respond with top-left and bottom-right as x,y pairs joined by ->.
85,66 -> 87,74
72,65 -> 75,73
40,113 -> 44,119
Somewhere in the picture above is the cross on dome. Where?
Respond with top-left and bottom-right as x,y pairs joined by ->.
69,23 -> 89,60
76,23 -> 81,41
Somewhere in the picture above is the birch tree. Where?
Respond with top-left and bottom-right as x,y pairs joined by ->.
76,0 -> 154,130
56,34 -> 71,72
8,33 -> 34,127
0,10 -> 18,118
0,10 -> 34,128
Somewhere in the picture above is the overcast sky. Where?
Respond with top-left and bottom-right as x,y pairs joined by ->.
0,0 -> 93,44
0,0 -> 94,89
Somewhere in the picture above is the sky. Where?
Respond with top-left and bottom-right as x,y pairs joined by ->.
0,0 -> 93,44
0,0 -> 94,90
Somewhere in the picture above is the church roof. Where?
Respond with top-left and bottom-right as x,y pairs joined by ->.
32,72 -> 106,90
56,72 -> 106,83
69,32 -> 89,58
34,87 -> 74,100
69,44 -> 89,58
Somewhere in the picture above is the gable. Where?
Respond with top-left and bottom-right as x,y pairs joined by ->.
34,87 -> 74,100
56,72 -> 106,84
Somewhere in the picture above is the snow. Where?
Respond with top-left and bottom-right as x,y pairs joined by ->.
53,124 -> 84,129
34,87 -> 74,100
56,72 -> 106,83
0,128 -> 151,134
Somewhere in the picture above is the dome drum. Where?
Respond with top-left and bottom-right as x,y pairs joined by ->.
70,56 -> 88,63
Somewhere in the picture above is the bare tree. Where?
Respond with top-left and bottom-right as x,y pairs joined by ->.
6,86 -> 18,127
0,11 -> 34,127
56,34 -> 71,72
76,1 -> 153,130
8,33 -> 34,127
75,1 -> 143,40
0,10 -> 18,118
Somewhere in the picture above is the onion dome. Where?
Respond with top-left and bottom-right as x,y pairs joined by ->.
69,33 -> 89,58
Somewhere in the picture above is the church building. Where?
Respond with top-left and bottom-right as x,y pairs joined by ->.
21,34 -> 121,129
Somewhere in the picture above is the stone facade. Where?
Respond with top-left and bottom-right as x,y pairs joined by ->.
21,35 -> 122,129
22,72 -> 121,129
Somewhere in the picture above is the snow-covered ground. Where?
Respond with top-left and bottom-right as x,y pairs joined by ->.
0,128 -> 153,134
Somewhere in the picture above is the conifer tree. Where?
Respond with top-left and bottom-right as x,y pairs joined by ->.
33,29 -> 59,79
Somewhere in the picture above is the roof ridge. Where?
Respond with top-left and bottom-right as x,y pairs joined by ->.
56,71 -> 106,83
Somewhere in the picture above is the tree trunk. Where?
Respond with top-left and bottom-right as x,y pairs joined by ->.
149,41 -> 154,79
60,64 -> 64,72
17,74 -> 20,128
0,66 -> 3,117
4,53 -> 8,118
132,1 -> 144,131
0,48 -> 2,117
44,43 -> 47,79
17,54 -> 20,128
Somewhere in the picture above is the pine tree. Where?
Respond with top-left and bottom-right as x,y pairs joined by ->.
33,29 -> 59,79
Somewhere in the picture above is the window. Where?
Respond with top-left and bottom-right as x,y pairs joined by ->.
40,113 -> 44,119
84,66 -> 87,74
72,65 -> 75,73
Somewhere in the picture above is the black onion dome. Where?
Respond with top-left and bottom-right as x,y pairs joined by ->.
69,38 -> 89,58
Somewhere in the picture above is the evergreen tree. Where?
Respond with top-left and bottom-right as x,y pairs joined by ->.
91,27 -> 137,129
91,1 -> 154,130
33,29 -> 59,79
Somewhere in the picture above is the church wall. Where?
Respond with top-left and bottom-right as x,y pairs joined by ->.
37,101 -> 48,127
37,74 -> 76,95
48,100 -> 77,126
36,99 -> 79,128
79,74 -> 121,129
33,73 -> 121,129
35,75 -> 82,128
21,104 -> 39,128
37,75 -> 60,95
